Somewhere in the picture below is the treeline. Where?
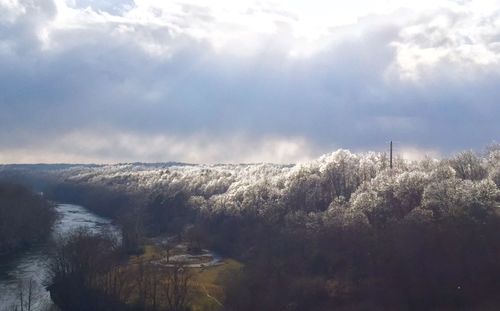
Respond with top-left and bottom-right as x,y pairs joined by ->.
203,193 -> 500,310
208,149 -> 500,310
2,146 -> 500,309
0,182 -> 56,253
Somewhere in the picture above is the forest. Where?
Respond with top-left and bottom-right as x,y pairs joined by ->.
0,146 -> 499,310
0,182 -> 55,254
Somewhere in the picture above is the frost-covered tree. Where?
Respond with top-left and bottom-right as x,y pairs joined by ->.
449,150 -> 488,181
486,144 -> 500,187
349,170 -> 429,226
421,178 -> 499,221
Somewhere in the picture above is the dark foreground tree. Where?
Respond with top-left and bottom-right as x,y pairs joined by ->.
47,228 -> 127,311
162,264 -> 191,311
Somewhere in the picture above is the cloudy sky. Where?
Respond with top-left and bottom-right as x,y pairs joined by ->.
0,0 -> 499,164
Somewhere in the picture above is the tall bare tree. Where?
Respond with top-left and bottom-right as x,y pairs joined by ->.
162,264 -> 191,311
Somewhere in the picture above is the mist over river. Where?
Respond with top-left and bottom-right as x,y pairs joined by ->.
0,204 -> 118,310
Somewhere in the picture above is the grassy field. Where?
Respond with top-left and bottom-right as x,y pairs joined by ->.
127,243 -> 243,311
190,259 -> 243,311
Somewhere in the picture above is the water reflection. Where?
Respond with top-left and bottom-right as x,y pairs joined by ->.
0,204 -> 118,310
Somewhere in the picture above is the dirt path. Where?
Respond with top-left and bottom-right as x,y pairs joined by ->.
202,284 -> 223,307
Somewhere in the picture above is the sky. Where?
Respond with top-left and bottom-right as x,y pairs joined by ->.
0,0 -> 499,164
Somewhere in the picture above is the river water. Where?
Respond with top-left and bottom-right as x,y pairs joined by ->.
0,204 -> 118,310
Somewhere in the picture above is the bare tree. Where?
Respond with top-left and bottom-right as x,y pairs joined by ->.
162,264 -> 191,311
12,278 -> 42,311
162,240 -> 175,264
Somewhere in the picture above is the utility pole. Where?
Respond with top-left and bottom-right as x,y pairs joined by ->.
390,141 -> 393,169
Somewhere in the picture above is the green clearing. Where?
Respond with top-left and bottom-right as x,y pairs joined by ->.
190,259 -> 243,311
128,243 -> 243,311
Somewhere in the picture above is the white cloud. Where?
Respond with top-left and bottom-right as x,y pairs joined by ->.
0,130 -> 319,164
398,146 -> 442,161
13,0 -> 500,71
391,2 -> 500,79
0,0 -> 499,163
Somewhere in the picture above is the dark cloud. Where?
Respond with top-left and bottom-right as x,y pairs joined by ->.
0,0 -> 498,163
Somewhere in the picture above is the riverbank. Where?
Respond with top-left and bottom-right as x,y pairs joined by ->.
0,203 -> 118,311
0,183 -> 56,256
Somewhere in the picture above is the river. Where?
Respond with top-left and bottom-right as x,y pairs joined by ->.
0,203 -> 118,310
